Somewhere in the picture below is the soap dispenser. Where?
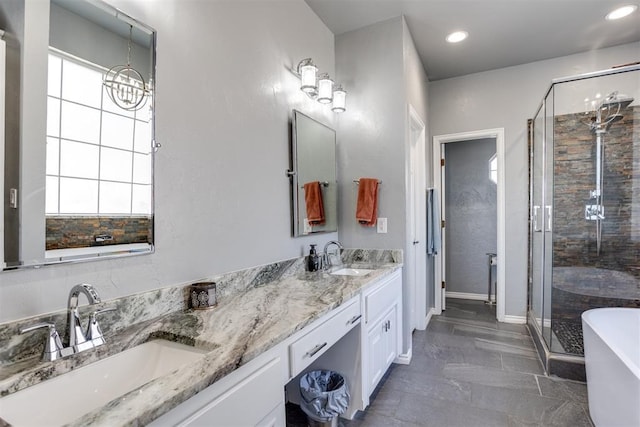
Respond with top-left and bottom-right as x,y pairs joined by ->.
307,244 -> 321,272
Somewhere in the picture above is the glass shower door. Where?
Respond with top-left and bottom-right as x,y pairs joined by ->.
529,101 -> 545,335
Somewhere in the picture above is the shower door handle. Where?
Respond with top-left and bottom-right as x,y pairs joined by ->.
533,206 -> 542,232
545,206 -> 553,232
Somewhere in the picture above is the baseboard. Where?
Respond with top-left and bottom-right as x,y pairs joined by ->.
395,348 -> 412,365
503,315 -> 527,324
445,291 -> 494,301
425,307 -> 436,327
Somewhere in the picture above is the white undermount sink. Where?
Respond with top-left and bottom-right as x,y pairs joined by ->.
330,267 -> 374,276
0,339 -> 207,427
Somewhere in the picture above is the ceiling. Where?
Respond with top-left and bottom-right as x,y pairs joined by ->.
304,0 -> 640,81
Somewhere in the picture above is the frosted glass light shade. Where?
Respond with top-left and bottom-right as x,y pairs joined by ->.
299,59 -> 318,94
332,86 -> 346,113
317,74 -> 334,104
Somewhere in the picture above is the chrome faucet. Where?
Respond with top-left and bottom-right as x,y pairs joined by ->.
21,283 -> 114,361
67,283 -> 102,352
323,240 -> 343,269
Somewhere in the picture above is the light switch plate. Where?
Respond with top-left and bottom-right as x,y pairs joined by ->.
377,217 -> 387,233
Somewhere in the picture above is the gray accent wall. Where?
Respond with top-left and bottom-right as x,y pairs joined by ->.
444,138 -> 496,295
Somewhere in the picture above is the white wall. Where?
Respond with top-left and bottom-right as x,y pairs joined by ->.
0,0 -> 339,322
336,16 -> 429,353
429,41 -> 640,317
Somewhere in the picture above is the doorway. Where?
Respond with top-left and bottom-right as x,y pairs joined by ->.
433,129 -> 506,321
444,138 -> 497,304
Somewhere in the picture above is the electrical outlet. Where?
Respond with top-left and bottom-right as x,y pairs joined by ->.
377,217 -> 387,233
303,219 -> 312,234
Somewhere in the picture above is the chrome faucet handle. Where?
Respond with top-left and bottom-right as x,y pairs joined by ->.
86,307 -> 116,347
21,323 -> 64,362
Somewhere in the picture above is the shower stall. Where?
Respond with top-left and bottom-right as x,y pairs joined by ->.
528,64 -> 640,380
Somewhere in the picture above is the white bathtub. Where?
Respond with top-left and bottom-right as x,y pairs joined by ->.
582,308 -> 640,427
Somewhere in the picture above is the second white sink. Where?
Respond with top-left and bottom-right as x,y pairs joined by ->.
0,339 -> 207,427
331,268 -> 374,276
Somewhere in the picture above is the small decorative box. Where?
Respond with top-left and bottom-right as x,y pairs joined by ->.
189,282 -> 217,310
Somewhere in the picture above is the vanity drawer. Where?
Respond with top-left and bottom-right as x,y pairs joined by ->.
289,298 -> 361,377
364,270 -> 402,324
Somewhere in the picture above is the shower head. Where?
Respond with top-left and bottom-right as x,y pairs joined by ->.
600,92 -> 634,111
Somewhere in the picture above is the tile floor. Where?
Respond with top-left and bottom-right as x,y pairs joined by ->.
287,298 -> 593,427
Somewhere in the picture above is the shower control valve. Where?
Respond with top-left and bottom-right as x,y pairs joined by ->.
585,204 -> 605,220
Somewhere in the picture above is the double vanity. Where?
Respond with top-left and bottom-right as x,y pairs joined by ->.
0,249 -> 403,426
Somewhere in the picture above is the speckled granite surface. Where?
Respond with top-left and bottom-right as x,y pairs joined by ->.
0,249 -> 401,426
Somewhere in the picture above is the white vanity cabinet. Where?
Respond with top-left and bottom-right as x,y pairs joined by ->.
361,269 -> 402,399
149,345 -> 287,427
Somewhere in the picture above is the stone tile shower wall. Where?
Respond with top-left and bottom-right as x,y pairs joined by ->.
553,106 -> 639,276
550,106 -> 640,355
46,216 -> 153,250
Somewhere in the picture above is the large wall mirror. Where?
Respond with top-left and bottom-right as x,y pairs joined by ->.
290,110 -> 337,236
0,0 -> 156,270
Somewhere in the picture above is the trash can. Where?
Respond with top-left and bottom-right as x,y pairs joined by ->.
300,370 -> 350,427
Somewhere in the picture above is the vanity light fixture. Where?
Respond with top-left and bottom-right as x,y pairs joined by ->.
605,4 -> 637,20
103,25 -> 150,111
446,30 -> 468,43
332,86 -> 346,113
294,58 -> 347,113
298,58 -> 318,95
317,74 -> 334,104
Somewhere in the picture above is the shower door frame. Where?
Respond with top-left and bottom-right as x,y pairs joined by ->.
527,63 -> 640,377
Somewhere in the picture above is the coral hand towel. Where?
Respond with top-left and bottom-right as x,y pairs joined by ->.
304,181 -> 325,225
356,178 -> 379,227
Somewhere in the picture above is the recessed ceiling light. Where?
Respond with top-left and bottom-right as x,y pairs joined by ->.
446,31 -> 468,43
606,5 -> 638,20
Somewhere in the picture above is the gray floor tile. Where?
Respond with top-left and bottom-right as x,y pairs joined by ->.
502,354 -> 545,375
347,413 -> 420,427
475,338 -> 539,358
395,391 -> 510,427
384,367 -> 472,404
443,363 -> 540,393
536,376 -> 589,404
365,386 -> 402,416
452,323 -> 531,346
470,383 -> 566,422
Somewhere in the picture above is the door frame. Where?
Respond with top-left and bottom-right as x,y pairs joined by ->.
432,128 -> 506,322
407,105 -> 427,331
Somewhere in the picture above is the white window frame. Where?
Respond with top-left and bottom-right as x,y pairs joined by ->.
46,48 -> 152,217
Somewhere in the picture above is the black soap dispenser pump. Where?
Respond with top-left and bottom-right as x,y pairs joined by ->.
307,244 -> 321,272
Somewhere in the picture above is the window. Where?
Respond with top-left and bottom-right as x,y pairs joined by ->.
489,153 -> 498,184
46,50 -> 152,216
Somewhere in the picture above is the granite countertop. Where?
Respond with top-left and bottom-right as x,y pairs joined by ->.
0,259 -> 401,426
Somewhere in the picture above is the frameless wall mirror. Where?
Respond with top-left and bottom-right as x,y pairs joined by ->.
290,110 -> 337,236
1,0 -> 156,270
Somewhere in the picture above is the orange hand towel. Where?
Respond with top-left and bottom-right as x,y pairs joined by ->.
304,181 -> 325,225
356,178 -> 379,227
